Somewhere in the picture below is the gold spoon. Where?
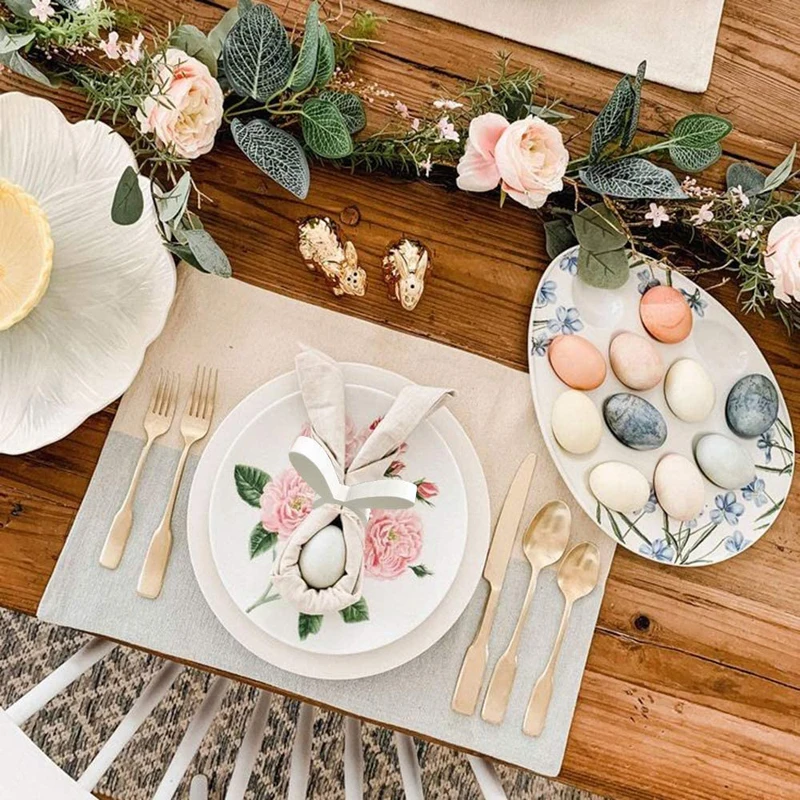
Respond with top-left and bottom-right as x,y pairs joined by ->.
481,501 -> 571,725
523,541 -> 600,736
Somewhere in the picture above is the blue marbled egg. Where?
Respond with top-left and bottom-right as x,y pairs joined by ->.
603,393 -> 667,451
725,374 -> 778,438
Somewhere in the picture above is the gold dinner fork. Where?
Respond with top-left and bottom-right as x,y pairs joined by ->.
99,371 -> 179,570
137,366 -> 218,599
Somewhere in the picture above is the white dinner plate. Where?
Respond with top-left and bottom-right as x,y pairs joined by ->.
528,247 -> 794,567
187,363 -> 490,679
208,382 -> 468,655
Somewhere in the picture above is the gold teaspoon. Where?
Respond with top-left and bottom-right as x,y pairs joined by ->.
523,541 -> 600,737
481,501 -> 571,724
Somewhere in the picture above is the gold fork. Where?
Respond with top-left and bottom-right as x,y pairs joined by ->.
137,366 -> 218,599
99,371 -> 179,570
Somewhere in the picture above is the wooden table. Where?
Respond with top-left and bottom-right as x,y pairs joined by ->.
1,1 -> 799,798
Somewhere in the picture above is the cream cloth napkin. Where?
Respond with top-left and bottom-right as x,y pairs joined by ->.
382,0 -> 726,93
272,348 -> 452,614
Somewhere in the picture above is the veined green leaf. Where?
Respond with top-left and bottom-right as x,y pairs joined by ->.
620,60 -> 646,149
409,564 -> 434,578
234,464 -> 270,506
314,22 -> 335,86
0,28 -> 35,54
171,24 -> 218,76
288,1 -> 320,92
298,613 -> 323,640
670,114 -> 732,149
762,144 -> 796,193
208,6 -> 240,58
577,247 -> 630,290
590,75 -> 635,161
111,167 -> 144,226
572,204 -> 627,253
223,3 -> 292,101
301,97 -> 353,158
4,0 -> 33,17
669,142 -> 722,173
318,90 -> 366,134
231,117 -> 310,199
0,50 -> 57,86
249,523 -> 278,558
543,218 -> 577,260
339,597 -> 370,622
184,229 -> 232,278
580,158 -> 686,200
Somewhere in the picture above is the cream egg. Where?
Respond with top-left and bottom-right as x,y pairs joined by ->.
664,358 -> 715,423
654,453 -> 705,521
588,461 -> 651,514
298,524 -> 347,589
551,390 -> 602,455
609,331 -> 664,391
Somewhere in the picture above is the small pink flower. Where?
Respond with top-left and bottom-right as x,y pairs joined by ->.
260,468 -> 315,539
99,31 -> 122,59
385,460 -> 405,477
691,202 -> 714,227
730,185 -> 751,208
30,0 -> 55,23
415,480 -> 439,500
436,116 -> 459,142
364,509 -> 424,579
394,100 -> 411,119
410,118 -> 421,132
644,203 -> 670,228
122,33 -> 145,65
419,155 -> 433,177
433,99 -> 463,110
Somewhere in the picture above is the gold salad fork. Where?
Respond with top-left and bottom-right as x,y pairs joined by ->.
99,371 -> 179,570
137,366 -> 218,599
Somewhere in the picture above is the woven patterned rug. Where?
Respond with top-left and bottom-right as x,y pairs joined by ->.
0,609 -> 605,799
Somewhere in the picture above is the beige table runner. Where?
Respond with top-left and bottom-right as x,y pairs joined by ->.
39,265 -> 615,776
383,0 -> 726,93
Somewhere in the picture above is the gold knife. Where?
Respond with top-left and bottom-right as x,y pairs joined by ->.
451,453 -> 538,715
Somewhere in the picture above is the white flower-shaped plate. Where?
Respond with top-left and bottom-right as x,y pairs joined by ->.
528,246 -> 795,567
0,92 -> 175,454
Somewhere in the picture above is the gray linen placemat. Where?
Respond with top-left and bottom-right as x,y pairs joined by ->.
39,267 -> 615,776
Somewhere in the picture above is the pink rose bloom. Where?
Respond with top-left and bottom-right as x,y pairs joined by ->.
416,480 -> 438,500
260,468 -> 315,539
765,216 -> 800,302
299,417 -> 367,468
364,509 -> 423,580
136,48 -> 223,159
457,113 -> 569,209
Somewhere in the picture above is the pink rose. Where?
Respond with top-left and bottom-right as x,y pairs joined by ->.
364,509 -> 423,579
765,216 -> 800,302
416,480 -> 438,500
260,468 -> 315,539
136,49 -> 223,159
299,417 -> 367,468
457,113 -> 569,209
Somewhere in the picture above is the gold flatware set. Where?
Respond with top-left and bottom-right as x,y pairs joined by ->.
452,454 -> 600,736
99,366 -> 218,599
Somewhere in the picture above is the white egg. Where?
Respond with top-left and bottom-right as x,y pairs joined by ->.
664,358 -> 715,423
588,461 -> 651,513
695,434 -> 755,490
551,390 -> 602,455
654,453 -> 705,521
298,524 -> 346,589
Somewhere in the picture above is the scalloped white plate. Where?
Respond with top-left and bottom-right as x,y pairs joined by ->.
0,92 -> 175,454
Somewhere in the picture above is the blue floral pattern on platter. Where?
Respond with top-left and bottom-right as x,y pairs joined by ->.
527,246 -> 795,567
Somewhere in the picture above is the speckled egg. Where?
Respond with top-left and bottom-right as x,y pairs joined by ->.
640,285 -> 693,343
695,433 -> 756,490
589,461 -> 651,514
725,373 -> 779,438
664,358 -> 715,423
608,331 -> 664,390
548,334 -> 607,390
603,393 -> 667,450
299,524 -> 346,589
551,390 -> 602,455
654,454 -> 705,521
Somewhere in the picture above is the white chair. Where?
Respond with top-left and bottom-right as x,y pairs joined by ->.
0,635 -> 508,799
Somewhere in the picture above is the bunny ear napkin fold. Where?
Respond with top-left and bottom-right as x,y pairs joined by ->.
271,348 -> 454,615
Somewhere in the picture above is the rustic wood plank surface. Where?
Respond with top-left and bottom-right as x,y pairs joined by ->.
0,1 -> 799,798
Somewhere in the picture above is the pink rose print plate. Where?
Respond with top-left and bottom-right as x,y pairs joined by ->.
208,383 -> 469,656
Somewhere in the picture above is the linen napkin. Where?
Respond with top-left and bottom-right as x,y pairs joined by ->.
271,348 -> 452,614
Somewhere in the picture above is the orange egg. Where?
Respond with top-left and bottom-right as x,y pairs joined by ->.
547,334 -> 607,390
640,285 -> 693,343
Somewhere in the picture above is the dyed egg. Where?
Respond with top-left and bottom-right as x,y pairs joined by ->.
548,334 -> 607,390
608,331 -> 664,391
695,434 -> 755,490
654,454 -> 705,521
299,524 -> 346,589
551,390 -> 602,455
589,462 -> 651,513
726,374 -> 779,438
603,393 -> 667,450
640,285 -> 693,343
664,358 -> 715,423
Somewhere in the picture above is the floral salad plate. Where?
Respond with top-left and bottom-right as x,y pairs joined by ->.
208,378 -> 468,655
528,246 -> 794,567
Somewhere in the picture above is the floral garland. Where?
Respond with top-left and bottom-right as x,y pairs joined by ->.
1,0 -> 798,334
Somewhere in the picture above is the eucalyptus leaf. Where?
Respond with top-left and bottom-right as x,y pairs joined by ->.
184,229 -> 232,278
4,0 -> 33,17
171,24 -> 217,76
589,76 -> 634,162
301,97 -> 353,158
314,22 -> 335,87
577,246 -> 630,290
298,613 -> 323,640
231,117 -> 310,199
726,162 -> 765,196
249,523 -> 278,558
579,158 -> 686,200
288,1 -> 319,92
318,90 -> 366,134
208,7 -> 240,59
234,464 -> 270,506
543,218 -> 577,260
762,144 -> 796,193
156,171 -> 192,224
222,3 -> 292,101
669,142 -> 722,173
0,29 -> 35,55
670,114 -> 732,149
111,167 -> 144,226
572,204 -> 627,253
339,597 -> 369,623
165,242 -> 204,271
620,60 -> 646,149
0,50 -> 57,86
